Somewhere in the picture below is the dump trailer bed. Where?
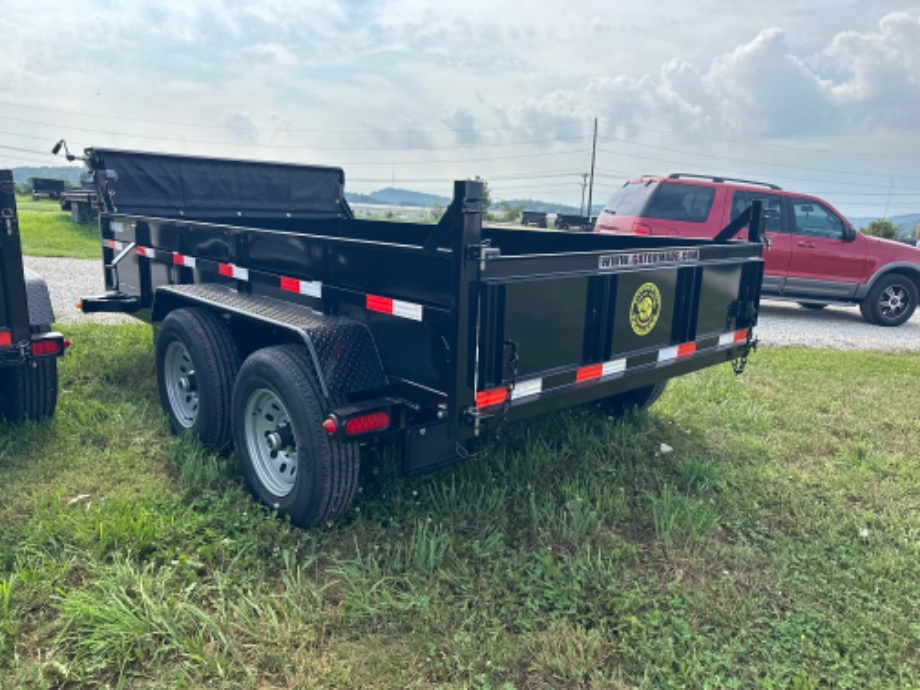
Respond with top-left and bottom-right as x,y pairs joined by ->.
31,177 -> 65,200
0,170 -> 67,422
80,148 -> 765,527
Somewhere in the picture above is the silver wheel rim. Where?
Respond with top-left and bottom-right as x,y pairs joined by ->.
164,341 -> 198,428
879,284 -> 910,320
244,388 -> 297,498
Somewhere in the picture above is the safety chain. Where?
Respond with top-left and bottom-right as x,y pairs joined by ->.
731,328 -> 758,375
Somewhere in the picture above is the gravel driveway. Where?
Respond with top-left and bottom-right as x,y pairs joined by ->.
23,256 -> 134,325
24,257 -> 920,351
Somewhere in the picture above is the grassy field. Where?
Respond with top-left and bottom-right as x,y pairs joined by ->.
1,325 -> 918,688
14,195 -> 100,259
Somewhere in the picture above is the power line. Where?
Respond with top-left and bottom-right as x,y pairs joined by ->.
597,117 -> 920,161
597,138 -> 920,182
0,99 -> 588,135
0,128 -> 596,165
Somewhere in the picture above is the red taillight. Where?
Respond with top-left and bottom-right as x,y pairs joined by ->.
344,411 -> 390,436
31,340 -> 61,356
734,329 -> 749,343
0,330 -> 11,348
633,222 -> 652,235
476,387 -> 509,409
322,417 -> 338,435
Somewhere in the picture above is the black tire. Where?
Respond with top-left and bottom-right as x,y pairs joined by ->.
0,359 -> 58,423
859,274 -> 918,327
232,345 -> 359,528
798,302 -> 827,310
155,308 -> 240,449
598,380 -> 668,418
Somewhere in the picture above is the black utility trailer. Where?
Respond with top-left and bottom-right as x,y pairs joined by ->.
60,174 -> 99,223
555,213 -> 596,231
80,148 -> 765,528
0,171 -> 66,422
31,177 -> 65,201
520,210 -> 547,228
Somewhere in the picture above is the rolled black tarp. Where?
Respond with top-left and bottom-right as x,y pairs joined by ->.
85,148 -> 350,220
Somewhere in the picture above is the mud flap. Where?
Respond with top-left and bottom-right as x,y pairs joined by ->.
403,423 -> 476,476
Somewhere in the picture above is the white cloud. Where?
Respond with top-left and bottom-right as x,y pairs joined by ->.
503,12 -> 920,141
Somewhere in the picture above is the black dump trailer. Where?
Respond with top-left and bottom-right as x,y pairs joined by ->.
0,171 -> 67,422
31,177 -> 65,201
520,211 -> 547,228
60,173 -> 99,223
80,148 -> 765,528
555,213 -> 596,231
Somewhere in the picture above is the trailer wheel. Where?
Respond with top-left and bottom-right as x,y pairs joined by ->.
0,359 -> 58,423
155,308 -> 240,449
232,345 -> 359,528
598,380 -> 668,418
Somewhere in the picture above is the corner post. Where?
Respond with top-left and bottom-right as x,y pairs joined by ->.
446,180 -> 484,441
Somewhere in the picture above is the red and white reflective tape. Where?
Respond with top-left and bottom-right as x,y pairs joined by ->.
576,356 -> 627,383
366,294 -> 423,321
719,328 -> 749,347
280,276 -> 322,298
172,252 -> 197,268
658,342 -> 697,363
218,263 -> 249,281
136,246 -> 156,259
476,387 -> 509,409
512,378 -> 543,400
104,239 -> 125,251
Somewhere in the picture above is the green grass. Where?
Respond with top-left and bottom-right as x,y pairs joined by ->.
14,195 -> 100,259
1,327 -> 919,688
13,196 -> 61,213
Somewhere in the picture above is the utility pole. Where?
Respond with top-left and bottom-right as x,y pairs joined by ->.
586,117 -> 597,220
579,173 -> 589,215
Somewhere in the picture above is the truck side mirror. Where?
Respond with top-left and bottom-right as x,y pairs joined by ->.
844,226 -> 857,242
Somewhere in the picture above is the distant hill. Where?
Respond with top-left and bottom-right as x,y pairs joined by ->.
11,166 -> 84,186
345,187 -> 604,215
501,198 -> 604,215
361,187 -> 451,207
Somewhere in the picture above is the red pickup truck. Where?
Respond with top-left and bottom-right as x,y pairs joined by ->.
595,174 -> 920,327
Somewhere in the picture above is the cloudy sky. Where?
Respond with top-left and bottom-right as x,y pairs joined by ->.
1,0 -> 919,218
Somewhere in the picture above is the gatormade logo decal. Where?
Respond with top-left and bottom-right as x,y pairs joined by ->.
630,282 -> 661,336
599,249 -> 700,271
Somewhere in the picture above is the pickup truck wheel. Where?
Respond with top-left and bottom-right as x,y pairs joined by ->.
155,308 -> 240,449
598,380 -> 667,417
798,302 -> 826,310
232,345 -> 359,528
860,274 -> 918,327
0,359 -> 58,423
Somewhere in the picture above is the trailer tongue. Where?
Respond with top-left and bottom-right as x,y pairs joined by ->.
78,147 -> 765,528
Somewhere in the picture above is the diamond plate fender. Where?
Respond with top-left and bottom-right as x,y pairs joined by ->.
151,284 -> 388,400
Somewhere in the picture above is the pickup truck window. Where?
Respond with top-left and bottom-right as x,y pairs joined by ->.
731,191 -> 784,233
792,199 -> 845,239
646,182 -> 714,223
